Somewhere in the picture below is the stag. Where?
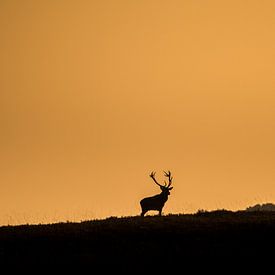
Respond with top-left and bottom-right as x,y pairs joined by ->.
140,171 -> 173,216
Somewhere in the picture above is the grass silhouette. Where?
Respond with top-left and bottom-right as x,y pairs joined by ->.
1,210 -> 275,270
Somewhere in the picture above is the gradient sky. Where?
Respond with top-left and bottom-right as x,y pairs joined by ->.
1,0 -> 275,225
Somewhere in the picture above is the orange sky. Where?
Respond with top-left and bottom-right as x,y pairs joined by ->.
1,0 -> 275,225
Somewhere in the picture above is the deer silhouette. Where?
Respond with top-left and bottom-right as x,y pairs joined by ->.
140,171 -> 173,216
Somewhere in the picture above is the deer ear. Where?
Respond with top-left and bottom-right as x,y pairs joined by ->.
169,187 -> 173,190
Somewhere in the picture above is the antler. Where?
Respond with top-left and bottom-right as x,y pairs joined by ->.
150,171 -> 164,187
163,170 -> 173,187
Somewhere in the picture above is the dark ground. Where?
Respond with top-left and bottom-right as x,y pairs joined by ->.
1,210 -> 275,271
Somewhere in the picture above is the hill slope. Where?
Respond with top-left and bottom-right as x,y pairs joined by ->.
1,211 -> 275,270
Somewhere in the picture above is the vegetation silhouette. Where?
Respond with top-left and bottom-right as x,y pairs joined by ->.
140,170 -> 173,216
1,210 -> 275,271
246,202 -> 275,211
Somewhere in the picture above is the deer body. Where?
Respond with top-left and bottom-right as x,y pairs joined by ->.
140,171 -> 173,216
140,192 -> 169,216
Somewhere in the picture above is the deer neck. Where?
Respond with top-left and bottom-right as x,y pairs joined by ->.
160,191 -> 169,202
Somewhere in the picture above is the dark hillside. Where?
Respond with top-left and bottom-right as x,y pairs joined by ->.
1,211 -> 275,270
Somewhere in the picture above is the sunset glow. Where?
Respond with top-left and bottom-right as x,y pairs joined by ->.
1,0 -> 275,225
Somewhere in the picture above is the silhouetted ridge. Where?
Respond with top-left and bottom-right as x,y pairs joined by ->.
246,202 -> 275,211
1,211 -> 275,270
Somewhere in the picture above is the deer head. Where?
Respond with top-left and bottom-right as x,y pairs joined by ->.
150,170 -> 173,194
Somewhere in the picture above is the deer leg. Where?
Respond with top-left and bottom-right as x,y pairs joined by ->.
141,210 -> 147,217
